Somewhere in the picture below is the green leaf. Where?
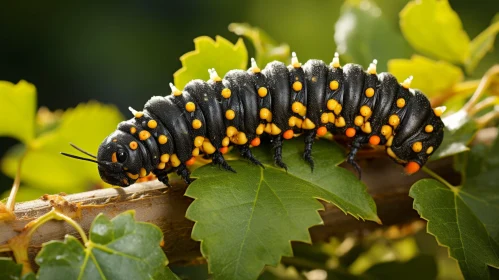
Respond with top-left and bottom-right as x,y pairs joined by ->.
0,257 -> 23,280
465,15 -> 499,74
400,0 -> 470,64
334,0 -> 412,72
36,211 -> 178,280
228,23 -> 290,67
1,102 -> 123,198
430,110 -> 478,161
460,131 -> 499,244
388,55 -> 463,97
410,179 -> 499,280
185,138 -> 378,280
173,36 -> 248,89
0,80 -> 36,144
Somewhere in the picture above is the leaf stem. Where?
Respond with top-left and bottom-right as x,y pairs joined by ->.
422,166 -> 458,191
462,65 -> 499,113
53,211 -> 89,244
5,153 -> 26,215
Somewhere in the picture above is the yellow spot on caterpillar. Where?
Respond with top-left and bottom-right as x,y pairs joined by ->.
334,104 -> 342,115
389,115 -> 400,127
111,152 -> 117,163
194,136 -> 204,147
160,154 -> 170,163
365,87 -> 374,98
321,113 -> 329,124
209,68 -> 222,82
327,99 -> 338,110
256,123 -> 265,135
225,109 -> 235,120
251,58 -> 261,73
335,116 -> 346,127
386,135 -> 394,146
402,76 -> 413,89
202,141 -> 216,154
329,80 -> 339,90
129,141 -> 138,150
126,172 -> 139,180
354,115 -> 364,126
291,52 -> 301,68
425,125 -> 434,133
158,135 -> 168,144
426,146 -> 434,154
258,87 -> 268,97
226,126 -> 238,137
157,162 -> 166,170
130,126 -> 136,134
302,118 -> 316,130
134,111 -> 144,118
367,59 -> 377,74
295,118 -> 303,128
192,119 -> 202,129
381,125 -> 392,137
222,136 -> 230,147
288,116 -> 297,127
221,88 -> 231,99
292,81 -> 302,92
192,147 -> 200,156
139,130 -> 151,141
412,142 -> 423,153
148,120 -> 157,129
139,168 -> 147,178
387,147 -> 397,159
292,102 -> 306,116
171,154 -> 181,167
312,76 -> 318,83
259,108 -> 272,122
397,98 -> 406,108
328,112 -> 335,123
185,102 -> 196,112
360,105 -> 371,117
264,123 -> 272,134
112,138 -> 117,142
331,52 -> 341,68
232,132 -> 248,145
361,122 -> 372,133
170,83 -> 182,96
270,123 -> 282,135
433,106 -> 446,117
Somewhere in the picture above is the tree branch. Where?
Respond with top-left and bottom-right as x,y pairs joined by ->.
0,128 -> 496,266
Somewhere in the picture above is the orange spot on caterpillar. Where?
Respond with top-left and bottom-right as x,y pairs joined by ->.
316,126 -> 327,136
369,135 -> 380,145
186,157 -> 196,166
219,146 -> 229,154
251,137 -> 261,147
345,127 -> 356,138
405,161 -> 420,175
283,129 -> 294,139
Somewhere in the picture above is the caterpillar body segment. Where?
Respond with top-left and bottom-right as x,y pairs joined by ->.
88,55 -> 444,187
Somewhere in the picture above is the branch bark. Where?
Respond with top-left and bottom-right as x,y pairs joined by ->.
0,128 -> 496,265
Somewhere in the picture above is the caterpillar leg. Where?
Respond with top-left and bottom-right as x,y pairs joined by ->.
239,145 -> 264,168
303,130 -> 316,171
346,139 -> 362,179
273,135 -> 288,171
176,163 -> 193,184
156,171 -> 171,187
212,150 -> 236,173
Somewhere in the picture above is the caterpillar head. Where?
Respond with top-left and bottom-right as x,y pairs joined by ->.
96,130 -> 145,186
388,112 -> 445,175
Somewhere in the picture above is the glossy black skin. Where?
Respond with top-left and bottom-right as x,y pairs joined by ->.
96,60 -> 444,187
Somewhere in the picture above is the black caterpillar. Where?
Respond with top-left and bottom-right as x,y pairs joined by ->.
62,52 -> 445,186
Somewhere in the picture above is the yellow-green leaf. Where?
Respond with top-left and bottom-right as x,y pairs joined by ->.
1,102 -> 123,197
0,80 -> 36,144
465,14 -> 499,74
400,0 -> 470,64
173,36 -> 248,89
388,55 -> 463,96
228,22 -> 290,66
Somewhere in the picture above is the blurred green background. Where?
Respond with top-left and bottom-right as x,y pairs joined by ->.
0,0 -> 497,193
